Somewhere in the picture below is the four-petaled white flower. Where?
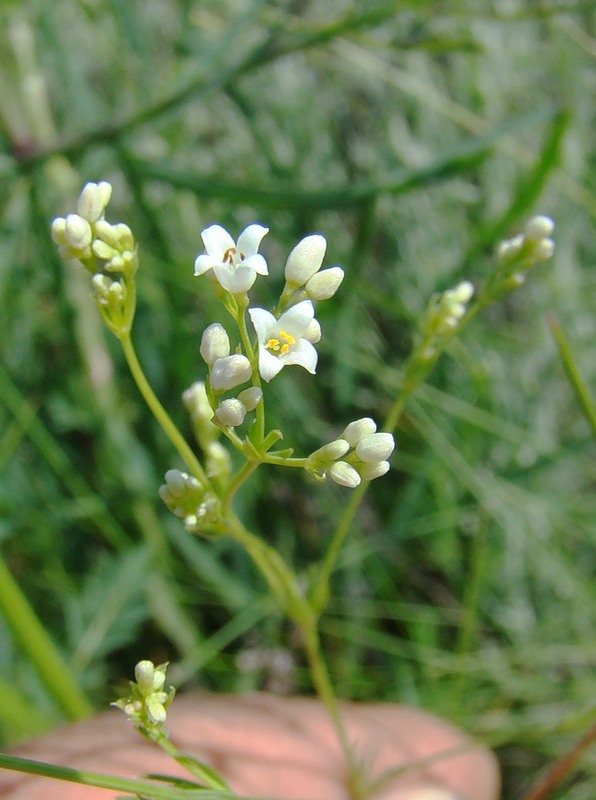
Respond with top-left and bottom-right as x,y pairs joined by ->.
194,224 -> 269,293
249,300 -> 318,382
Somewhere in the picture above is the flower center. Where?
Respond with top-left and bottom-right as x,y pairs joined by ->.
222,247 -> 245,265
266,329 -> 296,357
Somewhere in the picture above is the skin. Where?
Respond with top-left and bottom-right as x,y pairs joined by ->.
0,693 -> 500,800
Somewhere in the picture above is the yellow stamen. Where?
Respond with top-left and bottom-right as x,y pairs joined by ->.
279,330 -> 296,345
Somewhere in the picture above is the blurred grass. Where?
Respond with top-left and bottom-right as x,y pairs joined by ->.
0,0 -> 595,797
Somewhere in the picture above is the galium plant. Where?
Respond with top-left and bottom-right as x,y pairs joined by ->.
3,181 -> 555,797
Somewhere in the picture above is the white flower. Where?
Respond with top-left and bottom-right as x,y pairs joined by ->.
194,224 -> 269,293
248,300 -> 318,382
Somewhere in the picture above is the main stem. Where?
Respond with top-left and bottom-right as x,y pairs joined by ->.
301,622 -> 362,798
120,334 -> 209,488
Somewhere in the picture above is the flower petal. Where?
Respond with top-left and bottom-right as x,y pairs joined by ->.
248,307 -> 277,345
201,224 -> 234,258
278,300 -> 314,338
259,349 -> 285,382
244,253 -> 268,276
237,224 -> 268,256
214,264 -> 257,293
282,339 -> 317,374
194,254 -> 217,276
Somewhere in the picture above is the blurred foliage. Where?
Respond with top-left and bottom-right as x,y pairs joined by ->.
0,1 -> 595,798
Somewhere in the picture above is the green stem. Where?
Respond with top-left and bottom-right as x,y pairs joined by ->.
154,732 -> 228,791
0,555 -> 93,720
120,334 -> 209,487
547,313 -> 596,440
312,296 -> 487,615
235,302 -> 266,442
301,623 -> 361,798
0,752 -> 230,800
222,460 -> 260,515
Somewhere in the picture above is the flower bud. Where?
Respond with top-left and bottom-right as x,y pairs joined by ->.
92,239 -> 117,260
524,215 -> 554,241
210,355 -> 251,391
94,219 -> 120,248
237,386 -> 262,412
200,323 -> 230,366
215,398 -> 247,427
163,469 -> 187,497
146,698 -> 167,725
183,381 -> 215,422
340,417 -> 377,447
50,217 -> 67,244
356,432 -> 395,463
329,461 -> 361,488
303,318 -> 322,344
76,181 -> 112,222
497,234 -> 523,263
311,439 -> 350,462
284,234 -> 327,286
358,460 -> 391,481
305,266 -> 345,300
64,214 -> 92,250
205,441 -> 232,478
135,660 -> 165,694
533,238 -> 555,261
447,281 -> 474,305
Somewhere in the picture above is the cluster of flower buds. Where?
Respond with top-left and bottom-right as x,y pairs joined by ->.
498,215 -> 555,269
282,234 -> 345,302
199,322 -> 263,427
112,660 -> 175,739
51,181 -> 137,275
308,418 -> 395,488
495,215 -> 555,292
414,280 -> 475,364
51,182 -> 138,334
158,469 -> 219,532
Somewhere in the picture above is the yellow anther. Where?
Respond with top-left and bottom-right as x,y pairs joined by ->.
266,338 -> 281,352
279,330 -> 296,345
280,344 -> 290,355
